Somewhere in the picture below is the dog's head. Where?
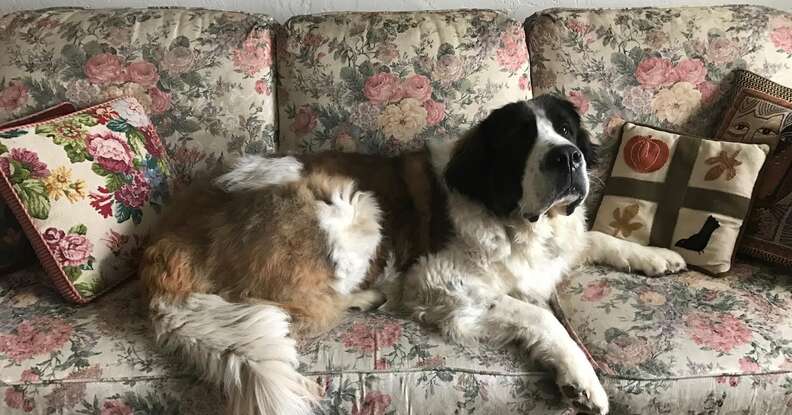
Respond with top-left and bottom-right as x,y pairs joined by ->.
444,95 -> 596,222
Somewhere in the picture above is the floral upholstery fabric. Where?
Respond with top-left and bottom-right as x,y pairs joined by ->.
557,261 -> 792,413
0,7 -> 278,271
276,10 -> 532,155
0,98 -> 172,303
0,267 -> 571,414
524,5 -> 792,213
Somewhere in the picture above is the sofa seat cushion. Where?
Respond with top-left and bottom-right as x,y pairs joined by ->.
0,267 -> 574,414
557,260 -> 792,413
277,10 -> 533,155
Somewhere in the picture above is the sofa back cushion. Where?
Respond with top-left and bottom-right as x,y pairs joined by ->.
0,7 -> 278,272
525,5 -> 792,211
0,7 -> 278,186
277,10 -> 533,155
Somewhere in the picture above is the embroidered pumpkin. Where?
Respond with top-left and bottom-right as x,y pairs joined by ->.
623,134 -> 670,173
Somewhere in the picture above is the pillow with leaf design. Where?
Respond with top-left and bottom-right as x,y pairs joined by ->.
591,122 -> 768,274
0,97 -> 170,303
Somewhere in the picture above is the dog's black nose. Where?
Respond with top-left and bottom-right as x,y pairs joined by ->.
546,145 -> 583,171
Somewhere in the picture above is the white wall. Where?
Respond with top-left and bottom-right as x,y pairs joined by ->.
0,0 -> 789,22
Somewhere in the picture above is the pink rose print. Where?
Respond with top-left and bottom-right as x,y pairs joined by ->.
364,72 -> 402,105
148,87 -> 171,114
86,131 -> 133,173
567,91 -> 590,114
697,81 -> 720,104
684,312 -> 751,353
255,79 -> 270,95
496,28 -> 529,71
0,80 -> 29,111
341,321 -> 402,353
402,74 -> 432,103
634,57 -> 678,89
20,369 -> 40,383
352,391 -> 392,415
423,99 -> 446,126
4,388 -> 34,412
0,317 -> 73,362
126,61 -> 159,88
566,19 -> 591,35
377,323 -> 402,348
673,58 -> 707,85
342,323 -> 376,353
0,148 -> 50,178
100,399 -> 134,415
738,356 -> 760,373
115,170 -> 151,209
232,30 -> 273,76
518,74 -> 530,91
42,228 -> 65,246
716,375 -> 740,387
84,53 -> 126,85
290,105 -> 318,137
771,26 -> 792,53
582,280 -> 610,301
44,228 -> 93,267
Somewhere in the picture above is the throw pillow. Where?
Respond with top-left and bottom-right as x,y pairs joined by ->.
592,122 -> 769,274
715,70 -> 792,268
0,97 -> 170,302
0,102 -> 76,274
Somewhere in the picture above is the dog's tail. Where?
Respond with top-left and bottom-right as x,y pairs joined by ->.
141,240 -> 320,415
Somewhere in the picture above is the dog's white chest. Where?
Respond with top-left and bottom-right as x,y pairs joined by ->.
496,236 -> 568,301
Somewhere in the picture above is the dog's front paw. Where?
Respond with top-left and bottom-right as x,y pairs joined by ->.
557,365 -> 609,414
625,246 -> 686,277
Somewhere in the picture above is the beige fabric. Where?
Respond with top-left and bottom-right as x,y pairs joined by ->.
277,10 -> 533,155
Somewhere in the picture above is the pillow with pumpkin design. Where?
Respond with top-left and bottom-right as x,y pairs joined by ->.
591,122 -> 769,274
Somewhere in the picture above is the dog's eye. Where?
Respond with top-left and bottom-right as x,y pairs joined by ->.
558,125 -> 571,137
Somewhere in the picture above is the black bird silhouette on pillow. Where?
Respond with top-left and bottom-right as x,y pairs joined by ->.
675,216 -> 721,254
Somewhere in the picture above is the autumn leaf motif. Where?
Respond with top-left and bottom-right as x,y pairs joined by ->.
704,149 -> 742,181
609,203 -> 644,238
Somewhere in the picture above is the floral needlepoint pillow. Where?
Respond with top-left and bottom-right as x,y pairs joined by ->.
592,122 -> 769,274
0,102 -> 78,273
715,70 -> 792,268
0,97 -> 170,303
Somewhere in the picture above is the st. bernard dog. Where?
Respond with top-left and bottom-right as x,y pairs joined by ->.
140,95 -> 686,415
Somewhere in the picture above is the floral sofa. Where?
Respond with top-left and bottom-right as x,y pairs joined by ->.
1,5 -> 792,415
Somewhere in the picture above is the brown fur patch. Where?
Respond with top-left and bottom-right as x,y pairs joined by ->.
141,150 -> 451,337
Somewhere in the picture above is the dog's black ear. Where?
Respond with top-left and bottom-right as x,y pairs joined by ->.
444,123 -> 494,211
445,102 -> 535,217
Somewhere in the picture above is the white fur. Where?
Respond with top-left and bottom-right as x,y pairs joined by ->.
400,138 -> 610,413
151,294 -> 319,415
215,155 -> 303,192
315,180 -> 383,295
585,231 -> 686,276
